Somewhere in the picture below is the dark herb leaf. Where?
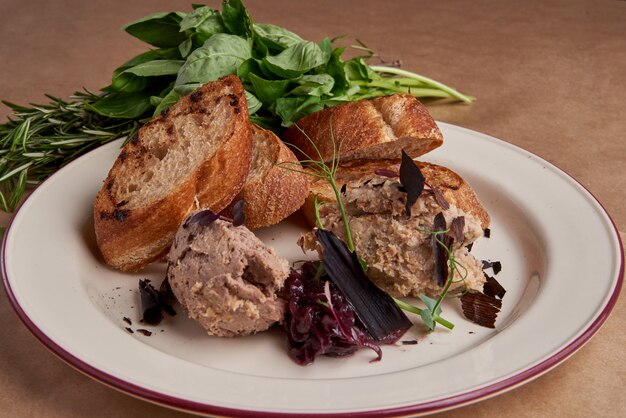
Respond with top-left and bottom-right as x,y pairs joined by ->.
139,279 -> 163,325
483,275 -> 506,299
450,216 -> 465,244
484,228 -> 491,238
431,187 -> 450,210
185,209 -> 220,227
431,212 -> 451,287
460,291 -> 502,328
374,168 -> 399,178
159,278 -> 177,316
232,199 -> 246,226
399,150 -> 425,218
492,261 -> 502,275
315,229 -> 412,341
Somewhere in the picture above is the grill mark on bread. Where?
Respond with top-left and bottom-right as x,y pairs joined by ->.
93,75 -> 253,272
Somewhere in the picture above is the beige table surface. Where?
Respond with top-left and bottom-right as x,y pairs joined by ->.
1,0 -> 624,417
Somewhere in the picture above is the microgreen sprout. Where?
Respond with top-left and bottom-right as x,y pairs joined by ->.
276,116 -> 355,251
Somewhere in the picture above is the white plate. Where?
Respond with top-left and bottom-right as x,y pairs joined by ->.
2,123 -> 623,417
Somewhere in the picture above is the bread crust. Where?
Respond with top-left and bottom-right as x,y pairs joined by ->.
94,75 -> 252,272
302,160 -> 490,230
223,124 -> 309,228
282,94 -> 443,163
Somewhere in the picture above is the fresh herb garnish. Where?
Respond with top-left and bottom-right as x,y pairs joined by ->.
1,0 -> 472,212
399,149 -> 425,218
232,199 -> 246,226
138,278 -> 176,326
316,229 -> 412,341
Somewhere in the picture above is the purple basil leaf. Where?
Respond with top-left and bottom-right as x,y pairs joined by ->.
483,274 -> 506,299
139,279 -> 163,325
432,212 -> 451,287
232,199 -> 246,226
399,150 -> 425,219
451,216 -> 465,244
374,168 -> 399,178
185,209 -> 219,227
431,187 -> 450,210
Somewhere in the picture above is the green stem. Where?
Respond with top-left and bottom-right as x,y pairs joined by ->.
352,80 -> 455,98
329,177 -> 355,252
394,298 -> 455,330
432,234 -> 456,314
370,65 -> 474,103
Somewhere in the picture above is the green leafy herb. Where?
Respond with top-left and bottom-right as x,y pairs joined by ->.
1,0 -> 473,212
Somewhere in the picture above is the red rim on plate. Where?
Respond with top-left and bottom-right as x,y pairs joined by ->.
1,125 -> 623,417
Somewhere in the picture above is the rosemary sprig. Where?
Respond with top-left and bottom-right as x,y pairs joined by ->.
0,91 -> 140,212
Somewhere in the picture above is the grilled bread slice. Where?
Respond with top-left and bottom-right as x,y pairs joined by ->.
302,159 -> 490,230
222,124 -> 309,228
94,75 -> 252,272
282,94 -> 443,163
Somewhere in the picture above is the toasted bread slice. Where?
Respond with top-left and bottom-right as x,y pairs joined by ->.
302,160 -> 490,230
222,124 -> 309,228
94,75 -> 252,272
282,94 -> 443,163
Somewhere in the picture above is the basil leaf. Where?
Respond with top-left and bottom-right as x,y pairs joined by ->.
221,0 -> 253,39
123,12 -> 187,48
176,34 -> 252,85
236,58 -> 262,82
253,23 -> 303,51
153,83 -> 203,115
326,47 -> 349,94
344,57 -> 373,82
318,37 -> 333,62
245,91 -> 262,115
123,60 -> 185,77
110,48 -> 181,93
179,6 -> 225,43
275,95 -> 323,127
263,41 -> 328,78
289,74 -> 335,96
87,90 -> 156,119
179,38 -> 193,58
248,73 -> 290,104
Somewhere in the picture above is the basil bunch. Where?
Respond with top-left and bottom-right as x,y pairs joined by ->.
88,0 -> 471,130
